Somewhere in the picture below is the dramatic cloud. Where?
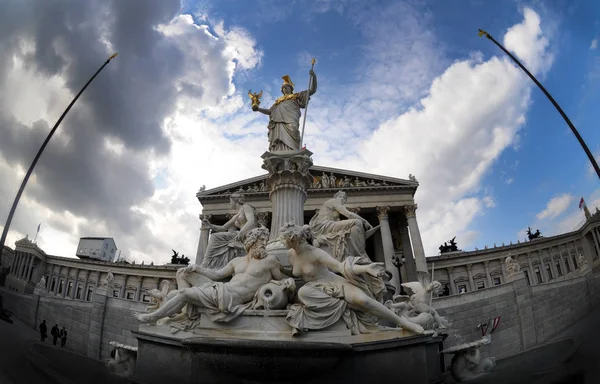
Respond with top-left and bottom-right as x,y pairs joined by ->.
0,0 -> 263,263
536,194 -> 574,220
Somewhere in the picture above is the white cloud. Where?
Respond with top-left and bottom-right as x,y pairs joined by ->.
591,38 -> 598,50
541,188 -> 600,236
506,178 -> 514,185
503,8 -> 554,75
536,193 -> 573,220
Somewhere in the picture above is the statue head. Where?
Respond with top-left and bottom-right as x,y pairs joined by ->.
279,222 -> 312,248
229,192 -> 245,208
243,227 -> 270,259
333,190 -> 347,204
281,75 -> 294,95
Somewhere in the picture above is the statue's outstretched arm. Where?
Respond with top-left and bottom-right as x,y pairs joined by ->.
314,248 -> 344,275
254,106 -> 271,115
309,70 -> 317,95
194,262 -> 235,281
332,201 -> 371,228
237,205 -> 256,238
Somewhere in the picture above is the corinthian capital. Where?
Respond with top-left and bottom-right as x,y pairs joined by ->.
347,206 -> 361,214
404,204 -> 418,218
376,206 -> 391,220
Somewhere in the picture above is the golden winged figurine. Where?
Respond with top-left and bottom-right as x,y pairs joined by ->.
248,89 -> 263,109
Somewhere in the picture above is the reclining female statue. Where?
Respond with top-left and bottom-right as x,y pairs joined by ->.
199,192 -> 257,270
134,227 -> 283,324
279,223 -> 425,335
309,191 -> 375,262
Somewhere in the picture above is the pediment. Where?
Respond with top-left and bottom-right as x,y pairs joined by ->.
197,165 -> 418,200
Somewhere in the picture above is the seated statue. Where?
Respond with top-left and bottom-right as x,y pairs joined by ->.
199,192 -> 258,270
309,191 -> 376,262
400,281 -> 449,329
279,223 -> 425,335
385,299 -> 436,331
134,227 -> 283,324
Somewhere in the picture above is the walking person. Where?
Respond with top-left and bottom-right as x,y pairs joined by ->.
59,326 -> 67,348
51,324 -> 59,346
39,320 -> 47,342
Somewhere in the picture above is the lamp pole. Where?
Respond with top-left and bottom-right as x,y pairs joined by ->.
391,255 -> 407,295
478,29 -> 600,180
0,53 -> 118,257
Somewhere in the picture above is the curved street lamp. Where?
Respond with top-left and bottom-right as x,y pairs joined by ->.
477,29 -> 600,180
0,53 -> 118,258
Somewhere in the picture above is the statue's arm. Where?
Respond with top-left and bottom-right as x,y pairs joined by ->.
308,70 -> 317,95
254,106 -> 271,115
332,201 -> 370,226
237,205 -> 256,238
194,262 -> 234,281
315,249 -> 344,274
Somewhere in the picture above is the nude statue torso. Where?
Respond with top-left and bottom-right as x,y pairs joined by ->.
225,255 -> 278,303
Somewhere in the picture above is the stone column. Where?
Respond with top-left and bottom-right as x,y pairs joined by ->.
11,253 -> 20,276
120,275 -> 128,298
17,253 -> 25,278
62,267 -> 70,297
71,269 -> 79,299
403,204 -> 429,283
399,224 -> 417,282
135,276 -> 144,301
82,271 -> 90,300
466,264 -> 475,291
27,255 -> 38,284
376,206 -> 400,290
262,149 -> 313,242
547,249 -> 557,279
18,254 -> 27,279
499,258 -> 507,283
527,253 -> 535,284
537,252 -> 546,283
483,261 -> 493,287
195,214 -> 212,266
447,267 -> 456,294
592,229 -> 600,259
564,244 -> 575,273
557,248 -> 567,275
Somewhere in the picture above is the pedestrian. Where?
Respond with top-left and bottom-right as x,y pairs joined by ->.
39,320 -> 47,342
59,326 -> 67,348
51,324 -> 59,346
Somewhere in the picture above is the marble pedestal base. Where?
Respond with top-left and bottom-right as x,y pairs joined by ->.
133,312 -> 446,384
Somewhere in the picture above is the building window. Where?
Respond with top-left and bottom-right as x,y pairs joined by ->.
67,282 -> 73,297
476,281 -> 485,290
58,280 -> 64,294
546,265 -> 553,280
556,262 -> 562,276
86,288 -> 94,301
535,267 -> 542,284
493,277 -> 501,286
76,285 -> 82,300
126,292 -> 134,300
564,258 -> 571,273
523,270 -> 531,285
457,284 -> 467,293
44,275 -> 49,288
142,295 -> 151,303
572,255 -> 578,269
113,290 -> 120,298
50,278 -> 56,292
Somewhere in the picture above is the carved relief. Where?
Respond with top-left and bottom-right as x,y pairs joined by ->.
256,212 -> 269,227
309,173 -> 389,190
376,206 -> 390,220
404,204 -> 418,219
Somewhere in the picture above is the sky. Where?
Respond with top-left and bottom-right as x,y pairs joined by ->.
0,0 -> 599,264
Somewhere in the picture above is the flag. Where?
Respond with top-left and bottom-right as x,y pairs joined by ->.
36,223 -> 41,233
579,197 -> 586,210
490,316 -> 501,333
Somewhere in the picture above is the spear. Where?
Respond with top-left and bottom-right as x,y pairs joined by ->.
478,29 -> 600,180
0,53 -> 118,256
300,58 -> 316,149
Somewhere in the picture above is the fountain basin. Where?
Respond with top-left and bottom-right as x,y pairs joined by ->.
133,313 -> 447,384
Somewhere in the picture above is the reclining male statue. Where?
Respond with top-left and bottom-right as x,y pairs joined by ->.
134,227 -> 284,324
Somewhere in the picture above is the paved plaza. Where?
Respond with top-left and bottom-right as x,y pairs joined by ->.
2,301 -> 600,384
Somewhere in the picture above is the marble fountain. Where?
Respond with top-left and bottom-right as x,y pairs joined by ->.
126,69 -> 495,384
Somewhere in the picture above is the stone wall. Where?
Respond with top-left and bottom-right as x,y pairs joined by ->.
0,284 -> 150,361
36,295 -> 94,353
100,297 -> 148,360
434,269 -> 600,366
